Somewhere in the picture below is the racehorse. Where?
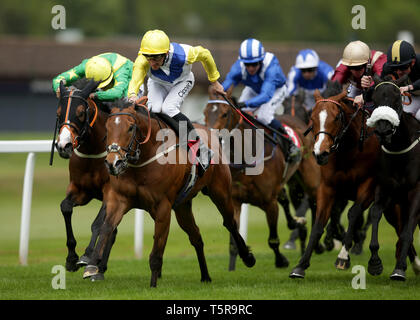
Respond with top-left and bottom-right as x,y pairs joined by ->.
55,79 -> 115,280
283,90 -> 349,253
84,103 -> 256,287
204,92 -> 318,269
289,80 -> 381,279
366,74 -> 420,280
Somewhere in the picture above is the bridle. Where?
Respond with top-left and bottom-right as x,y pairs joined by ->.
311,98 -> 363,153
207,99 -> 236,130
107,103 -> 151,164
58,89 -> 99,150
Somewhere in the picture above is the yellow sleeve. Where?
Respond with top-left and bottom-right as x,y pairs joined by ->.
186,46 -> 220,82
127,54 -> 149,97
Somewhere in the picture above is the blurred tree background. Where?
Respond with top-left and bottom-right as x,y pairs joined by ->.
0,0 -> 418,45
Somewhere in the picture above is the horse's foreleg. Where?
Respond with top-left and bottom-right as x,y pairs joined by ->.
263,199 -> 289,268
78,203 -> 106,267
228,200 -> 241,271
289,184 -> 334,279
149,199 -> 172,287
174,200 -> 211,282
367,186 -> 391,276
83,200 -> 126,280
208,173 -> 255,269
391,187 -> 420,281
60,195 -> 79,272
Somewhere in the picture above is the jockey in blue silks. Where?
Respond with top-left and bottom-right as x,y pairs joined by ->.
222,38 -> 300,163
287,49 -> 334,112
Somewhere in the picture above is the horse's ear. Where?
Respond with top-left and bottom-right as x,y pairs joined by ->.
395,74 -> 409,86
372,74 -> 382,86
59,80 -> 67,98
337,89 -> 348,100
313,89 -> 322,101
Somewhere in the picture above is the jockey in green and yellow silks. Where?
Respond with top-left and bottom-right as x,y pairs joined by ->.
52,52 -> 135,101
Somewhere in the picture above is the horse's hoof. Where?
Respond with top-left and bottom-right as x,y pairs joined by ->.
201,276 -> 212,283
242,252 -> 256,268
368,257 -> 383,276
83,265 -> 99,279
324,236 -> 334,252
350,242 -> 363,255
335,257 -> 350,270
390,269 -> 406,281
314,243 -> 325,254
275,254 -> 289,268
76,255 -> 90,267
65,257 -> 81,272
289,267 -> 305,279
90,273 -> 105,281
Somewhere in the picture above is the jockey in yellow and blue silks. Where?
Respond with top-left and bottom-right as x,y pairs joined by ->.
52,52 -> 139,101
222,38 -> 300,163
127,29 -> 226,174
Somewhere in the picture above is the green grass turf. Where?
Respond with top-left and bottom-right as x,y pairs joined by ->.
1,133 -> 420,300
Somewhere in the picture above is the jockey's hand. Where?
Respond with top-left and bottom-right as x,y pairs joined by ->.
353,94 -> 364,107
55,88 -> 60,98
400,84 -> 414,94
89,92 -> 97,100
209,80 -> 226,96
237,102 -> 246,109
128,95 -> 137,104
361,75 -> 372,89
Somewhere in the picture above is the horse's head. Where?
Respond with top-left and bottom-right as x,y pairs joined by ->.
105,104 -> 149,176
367,75 -> 408,144
310,81 -> 348,165
204,94 -> 238,131
55,79 -> 100,158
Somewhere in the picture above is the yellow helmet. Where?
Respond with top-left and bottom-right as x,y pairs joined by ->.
341,41 -> 370,66
139,30 -> 170,55
85,56 -> 113,89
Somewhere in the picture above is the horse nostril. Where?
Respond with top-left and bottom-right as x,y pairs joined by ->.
115,159 -> 125,169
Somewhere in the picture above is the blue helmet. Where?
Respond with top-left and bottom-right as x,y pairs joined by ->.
295,49 -> 319,69
239,38 -> 265,63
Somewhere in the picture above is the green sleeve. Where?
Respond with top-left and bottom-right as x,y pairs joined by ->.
96,61 -> 133,101
52,59 -> 88,91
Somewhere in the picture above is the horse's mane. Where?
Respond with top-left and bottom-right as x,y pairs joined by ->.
321,80 -> 343,98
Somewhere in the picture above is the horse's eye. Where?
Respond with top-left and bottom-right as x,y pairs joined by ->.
128,125 -> 134,132
222,113 -> 228,118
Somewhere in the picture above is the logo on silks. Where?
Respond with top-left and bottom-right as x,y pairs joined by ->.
178,80 -> 193,97
283,125 -> 301,148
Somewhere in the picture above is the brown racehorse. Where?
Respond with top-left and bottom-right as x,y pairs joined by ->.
204,92 -> 318,269
84,103 -> 256,287
55,79 -> 118,280
289,80 -> 381,278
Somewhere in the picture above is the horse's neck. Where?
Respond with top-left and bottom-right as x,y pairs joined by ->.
392,113 -> 420,147
78,111 -> 107,154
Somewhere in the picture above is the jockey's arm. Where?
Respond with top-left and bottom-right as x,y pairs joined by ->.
52,59 -> 87,93
127,54 -> 149,100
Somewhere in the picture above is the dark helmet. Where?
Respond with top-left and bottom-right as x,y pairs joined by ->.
387,40 -> 416,67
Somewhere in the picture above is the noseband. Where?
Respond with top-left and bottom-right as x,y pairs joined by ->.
107,105 -> 151,164
59,89 -> 99,149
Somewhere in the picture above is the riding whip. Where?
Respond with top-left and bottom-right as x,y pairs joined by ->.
49,116 -> 59,166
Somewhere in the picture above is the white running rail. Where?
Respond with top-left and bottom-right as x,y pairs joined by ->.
0,140 -> 145,265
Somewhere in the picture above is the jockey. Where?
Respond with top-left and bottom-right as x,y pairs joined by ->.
52,52 -> 139,101
380,40 -> 420,121
127,29 -> 225,174
332,41 -> 386,107
287,49 -> 334,112
222,38 -> 300,163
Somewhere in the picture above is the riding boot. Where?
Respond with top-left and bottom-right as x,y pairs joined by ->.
172,113 -> 214,175
269,118 -> 301,164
